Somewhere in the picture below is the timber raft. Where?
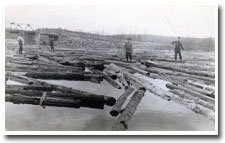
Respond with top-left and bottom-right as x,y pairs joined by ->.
5,38 -> 215,131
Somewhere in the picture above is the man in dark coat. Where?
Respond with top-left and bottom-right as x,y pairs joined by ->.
171,37 -> 184,62
18,39 -> 23,54
17,35 -> 24,54
124,38 -> 133,62
50,39 -> 54,52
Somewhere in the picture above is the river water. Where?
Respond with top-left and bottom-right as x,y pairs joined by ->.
5,79 -> 215,131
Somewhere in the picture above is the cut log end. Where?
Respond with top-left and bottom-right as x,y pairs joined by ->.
110,110 -> 119,117
104,97 -> 116,106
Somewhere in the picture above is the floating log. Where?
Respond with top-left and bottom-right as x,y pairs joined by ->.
6,64 -> 81,73
6,88 -> 116,109
166,83 -> 215,103
124,72 -> 172,100
24,72 -> 103,82
170,89 -> 215,110
169,93 -> 215,121
24,54 -> 39,60
110,87 -> 135,116
60,61 -> 105,71
184,84 -> 215,98
6,85 -> 54,92
6,94 -> 83,109
104,69 -> 118,80
107,64 -> 129,88
92,70 -> 121,89
146,66 -> 215,84
145,61 -> 215,78
112,87 -> 146,131
102,71 -> 121,89
6,73 -> 116,106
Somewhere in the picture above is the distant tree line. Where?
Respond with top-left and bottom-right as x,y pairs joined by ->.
36,28 -> 215,51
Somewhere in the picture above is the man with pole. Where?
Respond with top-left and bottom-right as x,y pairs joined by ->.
165,16 -> 185,63
171,36 -> 184,63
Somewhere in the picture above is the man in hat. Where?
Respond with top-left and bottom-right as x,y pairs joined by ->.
171,37 -> 184,63
124,37 -> 133,62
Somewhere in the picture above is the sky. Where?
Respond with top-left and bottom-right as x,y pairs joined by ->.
5,1 -> 216,38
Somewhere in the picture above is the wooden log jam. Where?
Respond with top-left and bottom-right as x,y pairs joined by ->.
106,64 -> 215,121
24,72 -> 103,82
145,61 -> 215,78
110,87 -> 135,116
166,83 -> 215,103
6,73 -> 116,106
112,87 -> 146,131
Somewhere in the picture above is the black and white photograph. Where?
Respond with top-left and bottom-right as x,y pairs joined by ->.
3,0 -> 218,135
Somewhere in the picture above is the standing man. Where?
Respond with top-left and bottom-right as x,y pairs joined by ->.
50,38 -> 55,52
17,34 -> 24,54
171,37 -> 184,63
124,37 -> 133,62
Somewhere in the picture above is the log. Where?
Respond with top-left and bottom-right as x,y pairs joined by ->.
184,84 -> 215,98
169,93 -> 215,121
6,94 -> 83,109
5,88 -> 116,109
5,65 -> 80,73
6,85 -> 54,92
60,60 -> 105,71
146,66 -> 215,84
102,71 -> 121,89
166,83 -> 215,103
106,64 -> 129,88
24,72 -> 103,82
145,61 -> 215,78
92,69 -> 121,89
110,87 -> 135,116
112,87 -> 146,131
104,69 -> 118,80
170,89 -> 215,110
117,73 -> 129,88
124,72 -> 172,101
